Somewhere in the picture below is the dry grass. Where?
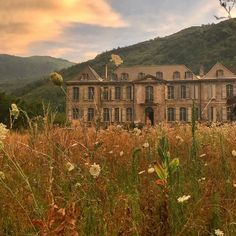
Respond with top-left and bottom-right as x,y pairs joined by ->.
1,123 -> 236,235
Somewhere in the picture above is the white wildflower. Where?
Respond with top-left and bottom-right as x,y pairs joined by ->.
214,229 -> 224,236
109,150 -> 113,154
177,195 -> 191,203
199,153 -> 206,158
89,163 -> 101,178
142,142 -> 149,148
0,123 -> 8,140
133,127 -> 141,136
198,177 -> 206,182
147,167 -> 155,174
204,163 -> 208,166
176,135 -> 184,143
0,171 -> 5,180
120,151 -> 124,156
232,150 -> 236,157
74,182 -> 81,188
10,104 -> 20,119
66,162 -> 75,172
138,170 -> 145,175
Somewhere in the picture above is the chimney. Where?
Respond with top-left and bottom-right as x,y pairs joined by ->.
199,65 -> 204,77
105,64 -> 108,80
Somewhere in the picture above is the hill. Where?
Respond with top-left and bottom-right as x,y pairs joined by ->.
15,18 -> 236,110
0,55 -> 75,92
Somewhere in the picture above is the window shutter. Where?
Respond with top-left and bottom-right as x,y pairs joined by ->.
187,107 -> 191,122
154,86 -> 158,103
222,85 -> 226,99
173,86 -> 176,99
186,86 -> 190,99
165,86 -> 168,99
130,86 -> 133,100
111,87 -> 115,100
213,107 -> 216,122
222,107 -> 227,122
165,108 -> 168,121
176,107 -> 180,121
111,108 -> 115,122
123,87 -> 127,100
122,108 -> 126,122
212,85 -> 216,99
83,87 -> 88,100
120,108 -> 123,122
195,85 -> 199,99
233,83 -> 236,96
84,109 -> 88,122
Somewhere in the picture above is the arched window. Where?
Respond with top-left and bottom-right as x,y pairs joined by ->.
138,72 -> 145,79
226,84 -> 233,98
121,73 -> 129,80
145,86 -> 154,102
167,108 -> 175,121
185,71 -> 193,79
156,71 -> 163,79
216,69 -> 224,78
180,107 -> 187,121
173,71 -> 180,80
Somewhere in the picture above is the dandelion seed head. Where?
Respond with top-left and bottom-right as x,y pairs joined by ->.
89,163 -> 101,178
50,72 -> 63,86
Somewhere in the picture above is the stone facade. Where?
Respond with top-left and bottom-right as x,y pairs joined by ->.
66,63 -> 236,125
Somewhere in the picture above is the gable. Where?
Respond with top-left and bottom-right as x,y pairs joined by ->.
204,62 -> 235,78
73,65 -> 102,81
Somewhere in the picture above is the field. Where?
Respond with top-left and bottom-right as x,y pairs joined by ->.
0,121 -> 236,236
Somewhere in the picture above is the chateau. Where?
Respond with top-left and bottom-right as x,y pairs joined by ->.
66,62 -> 236,125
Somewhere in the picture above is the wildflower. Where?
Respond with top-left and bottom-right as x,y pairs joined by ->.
147,167 -> 155,174
74,182 -> 81,188
233,183 -> 236,188
232,150 -> 236,157
10,103 -> 20,119
176,135 -> 184,143
214,229 -> 224,236
50,72 -> 63,86
204,163 -> 208,166
177,195 -> 191,203
0,171 -> 5,180
142,142 -> 149,148
0,123 -> 8,140
133,127 -> 141,136
109,150 -> 113,154
66,162 -> 75,172
120,151 -> 124,156
89,163 -> 101,178
199,153 -> 206,158
198,177 -> 206,182
138,170 -> 145,175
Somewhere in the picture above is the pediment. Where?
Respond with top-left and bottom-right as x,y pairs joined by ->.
204,62 -> 235,78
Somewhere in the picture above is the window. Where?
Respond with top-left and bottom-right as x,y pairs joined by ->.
121,73 -> 129,80
82,73 -> 89,80
216,69 -> 224,78
126,108 -> 133,122
173,71 -> 180,80
227,107 -> 231,121
103,87 -> 109,100
226,84 -> 233,98
181,85 -> 187,99
88,87 -> 95,100
103,108 -> 110,122
145,86 -> 154,102
115,87 -> 121,100
167,108 -> 175,121
185,71 -> 193,79
72,108 -> 79,119
73,87 -> 79,101
115,108 -> 119,122
126,86 -> 132,100
167,86 -> 174,99
180,107 -> 187,121
138,72 -> 145,79
156,71 -> 163,79
88,108 -> 94,122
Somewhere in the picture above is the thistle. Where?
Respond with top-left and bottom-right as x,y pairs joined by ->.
50,72 -> 63,86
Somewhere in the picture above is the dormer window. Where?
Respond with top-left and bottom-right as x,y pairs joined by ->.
173,71 -> 180,80
185,71 -> 193,79
156,71 -> 163,80
216,69 -> 224,78
121,73 -> 129,80
138,72 -> 145,79
82,73 -> 89,80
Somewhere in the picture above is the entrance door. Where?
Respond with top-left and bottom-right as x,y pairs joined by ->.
145,107 -> 154,125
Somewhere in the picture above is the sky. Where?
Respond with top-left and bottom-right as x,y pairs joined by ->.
1,0 -> 236,63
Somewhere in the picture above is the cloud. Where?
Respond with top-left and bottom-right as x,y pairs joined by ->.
0,0 -> 128,55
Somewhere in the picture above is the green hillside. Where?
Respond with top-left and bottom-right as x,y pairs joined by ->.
0,55 -> 75,92
16,18 -> 236,111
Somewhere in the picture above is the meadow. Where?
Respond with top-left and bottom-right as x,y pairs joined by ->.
0,116 -> 236,236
